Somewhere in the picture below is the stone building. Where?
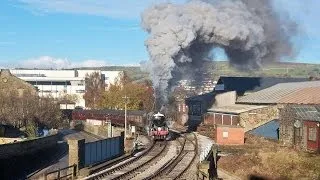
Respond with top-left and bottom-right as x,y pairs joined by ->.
280,105 -> 320,151
0,69 -> 37,137
204,104 -> 278,132
187,76 -> 308,131
198,80 -> 320,145
0,69 -> 36,95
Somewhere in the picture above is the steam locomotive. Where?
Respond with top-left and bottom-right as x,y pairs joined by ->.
148,112 -> 169,140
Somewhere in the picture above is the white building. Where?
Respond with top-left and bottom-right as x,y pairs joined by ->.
9,69 -> 123,108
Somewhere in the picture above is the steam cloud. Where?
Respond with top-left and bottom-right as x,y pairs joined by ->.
141,0 -> 297,108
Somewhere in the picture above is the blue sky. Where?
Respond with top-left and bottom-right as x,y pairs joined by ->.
0,0 -> 319,68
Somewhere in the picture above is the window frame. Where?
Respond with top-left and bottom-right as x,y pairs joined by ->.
308,127 -> 317,142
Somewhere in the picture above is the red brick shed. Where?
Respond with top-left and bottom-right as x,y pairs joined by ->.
215,125 -> 244,145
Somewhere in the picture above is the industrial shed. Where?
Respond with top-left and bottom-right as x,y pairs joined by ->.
199,104 -> 279,145
237,81 -> 320,105
280,105 -> 320,152
215,76 -> 308,96
204,104 -> 278,132
187,76 -> 310,121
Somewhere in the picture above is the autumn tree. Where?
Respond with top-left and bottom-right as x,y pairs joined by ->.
98,75 -> 155,111
58,93 -> 79,104
83,72 -> 105,108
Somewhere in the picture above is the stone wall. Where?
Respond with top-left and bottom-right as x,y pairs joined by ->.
0,134 -> 59,159
83,122 -> 110,138
0,137 -> 23,144
0,69 -> 36,93
239,105 -> 278,132
279,106 -> 298,147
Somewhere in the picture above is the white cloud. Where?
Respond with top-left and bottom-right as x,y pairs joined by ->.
78,59 -> 108,67
19,56 -> 108,69
16,0 -> 186,19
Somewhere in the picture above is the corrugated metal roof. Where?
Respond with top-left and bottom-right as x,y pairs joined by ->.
216,76 -> 309,95
208,104 -> 268,114
291,105 -> 320,122
278,87 -> 320,104
237,81 -> 320,104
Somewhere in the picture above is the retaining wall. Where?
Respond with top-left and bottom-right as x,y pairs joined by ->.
0,134 -> 59,159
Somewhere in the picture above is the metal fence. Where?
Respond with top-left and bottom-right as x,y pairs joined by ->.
84,134 -> 124,166
44,164 -> 77,180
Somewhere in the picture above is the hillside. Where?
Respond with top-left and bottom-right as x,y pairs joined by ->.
210,61 -> 320,80
77,66 -> 149,82
83,61 -> 320,82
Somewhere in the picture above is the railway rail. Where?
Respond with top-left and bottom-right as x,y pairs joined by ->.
83,140 -> 167,180
83,130 -> 198,180
144,132 -> 198,180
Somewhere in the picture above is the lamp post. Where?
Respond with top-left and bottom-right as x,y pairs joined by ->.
122,95 -> 129,138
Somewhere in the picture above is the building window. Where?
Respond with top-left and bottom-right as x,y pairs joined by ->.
308,127 -> 317,141
76,90 -> 85,93
223,129 -> 229,138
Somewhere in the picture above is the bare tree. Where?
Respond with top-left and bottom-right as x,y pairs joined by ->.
83,72 -> 105,109
0,88 -> 62,137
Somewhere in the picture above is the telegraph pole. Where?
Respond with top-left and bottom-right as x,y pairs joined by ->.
122,95 -> 129,139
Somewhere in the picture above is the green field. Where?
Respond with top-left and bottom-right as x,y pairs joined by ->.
82,61 -> 320,82
211,61 -> 320,79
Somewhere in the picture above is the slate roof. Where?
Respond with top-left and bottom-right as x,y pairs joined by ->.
216,76 -> 309,95
291,105 -> 320,122
237,81 -> 320,104
208,104 -> 268,114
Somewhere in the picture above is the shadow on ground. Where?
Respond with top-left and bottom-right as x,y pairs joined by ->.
0,142 -> 68,180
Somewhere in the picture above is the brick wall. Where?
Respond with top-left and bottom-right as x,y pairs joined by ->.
0,134 -> 59,159
216,125 -> 244,145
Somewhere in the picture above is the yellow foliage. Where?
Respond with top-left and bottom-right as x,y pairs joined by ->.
98,78 -> 154,111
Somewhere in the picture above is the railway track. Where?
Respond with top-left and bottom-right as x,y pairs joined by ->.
83,140 -> 168,180
143,132 -> 198,180
83,131 -> 198,180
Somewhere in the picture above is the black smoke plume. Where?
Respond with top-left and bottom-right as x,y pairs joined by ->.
141,0 -> 297,108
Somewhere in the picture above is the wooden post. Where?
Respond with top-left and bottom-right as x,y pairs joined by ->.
57,168 -> 60,179
209,144 -> 219,180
